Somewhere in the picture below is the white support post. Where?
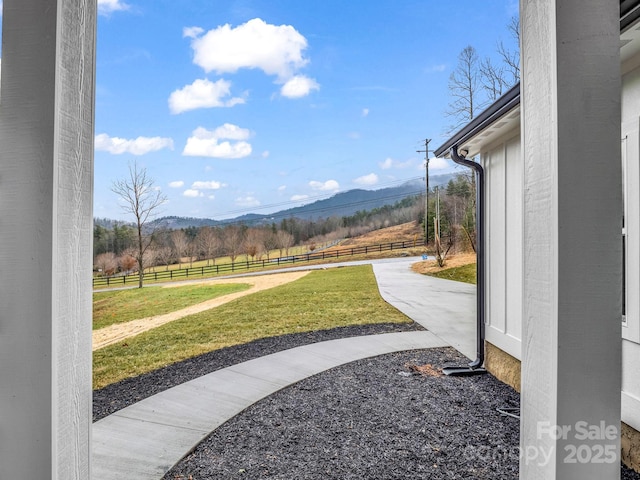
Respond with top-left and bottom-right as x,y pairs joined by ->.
520,1 -> 621,479
0,0 -> 96,478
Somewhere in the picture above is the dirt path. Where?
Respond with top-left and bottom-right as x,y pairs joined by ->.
92,271 -> 310,351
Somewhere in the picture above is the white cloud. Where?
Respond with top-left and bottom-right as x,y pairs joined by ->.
354,173 -> 379,186
309,180 -> 339,191
169,181 -> 184,188
428,64 -> 447,73
235,196 -> 261,207
379,158 -> 394,170
183,180 -> 225,199
379,157 -> 413,170
98,0 -> 129,15
188,18 -> 309,80
183,189 -> 203,198
262,151 -> 270,158
278,185 -> 286,192
192,180 -> 225,190
210,123 -> 251,140
362,108 -> 370,117
427,156 -> 452,171
168,78 -> 245,114
291,194 -> 309,202
183,26 -> 204,39
182,125 -> 252,159
280,75 -> 319,98
95,133 -> 174,155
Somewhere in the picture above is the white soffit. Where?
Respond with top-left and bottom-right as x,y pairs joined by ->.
621,20 -> 640,70
461,106 -> 520,158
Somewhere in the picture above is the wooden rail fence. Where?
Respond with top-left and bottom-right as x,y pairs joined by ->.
93,240 -> 418,288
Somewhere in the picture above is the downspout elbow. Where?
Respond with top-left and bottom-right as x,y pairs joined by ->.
450,146 -> 485,370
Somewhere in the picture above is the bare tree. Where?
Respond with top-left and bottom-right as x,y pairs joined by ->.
276,230 -> 294,257
154,245 -> 174,270
244,228 -> 265,261
171,230 -> 189,268
221,224 -> 244,262
480,57 -> 509,102
497,16 -> 520,85
445,45 -> 482,132
111,161 -> 167,288
263,230 -> 279,260
481,16 -> 520,102
95,252 -> 117,276
118,251 -> 137,273
197,226 -> 219,266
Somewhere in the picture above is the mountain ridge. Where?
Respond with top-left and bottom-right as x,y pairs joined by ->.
95,174 -> 456,230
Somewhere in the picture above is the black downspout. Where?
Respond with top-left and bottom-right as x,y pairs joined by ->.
442,145 -> 487,376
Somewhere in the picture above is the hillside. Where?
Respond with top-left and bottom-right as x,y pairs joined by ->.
135,174 -> 455,230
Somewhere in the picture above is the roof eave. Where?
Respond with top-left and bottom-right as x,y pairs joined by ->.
433,83 -> 520,158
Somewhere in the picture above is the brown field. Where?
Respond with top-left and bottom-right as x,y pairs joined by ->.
337,222 -> 425,247
411,252 -> 477,275
326,222 -> 476,272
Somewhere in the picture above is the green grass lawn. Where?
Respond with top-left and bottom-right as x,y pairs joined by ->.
426,263 -> 477,284
93,265 -> 412,389
93,283 -> 250,330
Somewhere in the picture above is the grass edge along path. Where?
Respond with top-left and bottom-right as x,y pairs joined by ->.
93,265 -> 413,389
93,283 -> 252,330
425,262 -> 477,285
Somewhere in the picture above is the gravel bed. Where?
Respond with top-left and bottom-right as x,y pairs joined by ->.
164,347 -> 520,479
95,324 -> 640,479
93,322 -> 424,421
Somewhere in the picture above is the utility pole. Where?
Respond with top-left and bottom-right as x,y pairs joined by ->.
417,139 -> 432,246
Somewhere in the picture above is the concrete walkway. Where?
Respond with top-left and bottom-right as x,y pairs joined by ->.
372,258 -> 477,359
92,257 -> 477,480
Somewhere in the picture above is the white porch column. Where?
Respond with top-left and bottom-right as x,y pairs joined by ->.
0,0 -> 96,478
520,1 -> 621,479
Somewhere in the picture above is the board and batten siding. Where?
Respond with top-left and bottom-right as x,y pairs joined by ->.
483,132 -> 523,361
621,62 -> 640,432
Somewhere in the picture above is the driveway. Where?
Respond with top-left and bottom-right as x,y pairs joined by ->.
371,257 -> 477,360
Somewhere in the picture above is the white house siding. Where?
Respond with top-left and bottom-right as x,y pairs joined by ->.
621,64 -> 640,433
483,132 -> 523,360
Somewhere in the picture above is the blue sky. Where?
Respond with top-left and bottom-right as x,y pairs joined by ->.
3,0 -> 519,221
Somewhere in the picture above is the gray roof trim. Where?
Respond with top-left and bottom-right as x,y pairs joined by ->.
622,0 -> 640,32
433,83 -> 520,158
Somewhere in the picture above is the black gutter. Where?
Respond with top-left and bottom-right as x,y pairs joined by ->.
441,145 -> 487,376
434,83 -> 520,159
621,0 -> 640,32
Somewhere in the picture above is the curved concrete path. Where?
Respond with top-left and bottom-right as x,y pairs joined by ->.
92,257 -> 476,480
92,332 -> 448,479
372,258 -> 477,360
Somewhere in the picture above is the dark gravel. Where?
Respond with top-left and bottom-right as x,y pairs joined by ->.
93,322 -> 424,421
94,324 -> 640,479
164,347 -> 521,480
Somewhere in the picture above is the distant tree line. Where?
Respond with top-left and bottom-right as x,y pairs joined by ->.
93,193 -> 426,276
94,174 -> 478,277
